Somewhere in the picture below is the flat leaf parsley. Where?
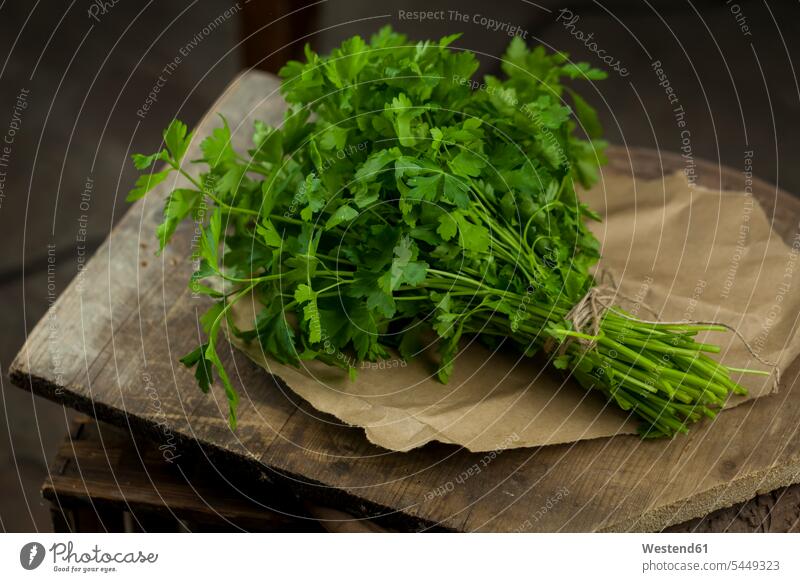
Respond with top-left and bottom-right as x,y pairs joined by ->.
131,28 -> 759,437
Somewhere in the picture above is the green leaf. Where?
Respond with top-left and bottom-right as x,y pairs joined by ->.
256,301 -> 299,366
325,205 -> 359,230
298,173 -> 325,221
190,282 -> 224,298
216,165 -> 246,197
204,340 -> 238,428
568,89 -> 603,139
156,188 -> 202,251
127,170 -> 171,202
164,119 -> 194,164
179,299 -> 237,426
132,150 -> 167,170
200,301 -> 225,334
436,329 -> 462,383
256,219 -> 283,248
201,116 -> 235,168
355,148 -> 401,182
200,298 -> 240,427
294,284 -> 322,343
200,206 -> 222,268
351,271 -> 396,318
346,301 -> 387,360
442,174 -> 469,208
562,62 -> 608,80
405,174 -> 441,203
319,125 -> 349,151
437,212 -> 458,241
294,283 -> 314,303
325,35 -> 369,88
384,94 -> 425,147
448,150 -> 484,178
254,126 -> 283,164
455,214 -> 490,254
179,343 -> 213,393
385,236 -> 427,290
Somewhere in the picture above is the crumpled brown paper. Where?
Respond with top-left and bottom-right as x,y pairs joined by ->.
228,171 -> 800,452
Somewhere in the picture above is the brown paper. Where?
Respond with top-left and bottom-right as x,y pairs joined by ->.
228,171 -> 800,452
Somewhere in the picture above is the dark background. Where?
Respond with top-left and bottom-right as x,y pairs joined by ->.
1,0 -> 797,531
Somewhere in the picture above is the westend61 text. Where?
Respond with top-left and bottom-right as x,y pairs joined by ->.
643,543 -> 708,554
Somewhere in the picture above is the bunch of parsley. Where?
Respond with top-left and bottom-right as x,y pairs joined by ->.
130,28 -> 759,437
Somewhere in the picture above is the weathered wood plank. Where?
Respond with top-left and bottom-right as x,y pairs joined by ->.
11,70 -> 800,532
42,417 -> 317,532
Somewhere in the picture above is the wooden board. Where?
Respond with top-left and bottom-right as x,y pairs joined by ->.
43,418 -> 800,533
43,417 -> 318,532
11,70 -> 800,532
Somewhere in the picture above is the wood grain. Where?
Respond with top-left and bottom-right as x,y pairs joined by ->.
11,70 -> 800,532
42,417 -> 328,532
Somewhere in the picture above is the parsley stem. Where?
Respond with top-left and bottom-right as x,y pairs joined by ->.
175,166 -> 261,217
